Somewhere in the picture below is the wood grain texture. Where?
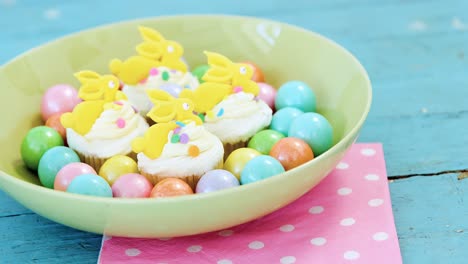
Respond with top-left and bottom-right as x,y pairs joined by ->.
1,0 -> 468,263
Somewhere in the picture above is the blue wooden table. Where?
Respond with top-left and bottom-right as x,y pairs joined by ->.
1,0 -> 468,263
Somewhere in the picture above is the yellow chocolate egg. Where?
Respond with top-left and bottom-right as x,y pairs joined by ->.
98,155 -> 138,185
223,148 -> 261,180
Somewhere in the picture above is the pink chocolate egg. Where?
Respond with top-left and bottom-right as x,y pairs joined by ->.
54,162 -> 97,191
257,82 -> 276,109
112,173 -> 153,198
41,84 -> 81,121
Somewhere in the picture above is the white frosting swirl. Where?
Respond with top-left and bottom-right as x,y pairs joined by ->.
122,66 -> 199,115
137,122 -> 224,176
203,92 -> 273,144
67,101 -> 149,158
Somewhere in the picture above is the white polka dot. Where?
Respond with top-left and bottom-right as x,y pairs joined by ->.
218,230 -> 234,237
217,259 -> 233,264
309,206 -> 324,214
361,148 -> 376,156
340,218 -> 356,226
248,241 -> 264,250
125,248 -> 141,257
310,237 -> 327,246
43,8 -> 61,20
336,162 -> 349,170
279,224 -> 295,232
280,256 -> 296,264
337,187 -> 352,196
368,198 -> 384,207
365,174 -> 380,181
373,232 -> 389,241
187,245 -> 202,253
343,250 -> 360,260
157,237 -> 172,241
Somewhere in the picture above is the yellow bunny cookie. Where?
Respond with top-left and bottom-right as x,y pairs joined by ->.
138,26 -> 187,72
75,71 -> 127,102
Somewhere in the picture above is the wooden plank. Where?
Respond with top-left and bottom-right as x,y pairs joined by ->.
390,174 -> 468,264
0,192 -> 101,263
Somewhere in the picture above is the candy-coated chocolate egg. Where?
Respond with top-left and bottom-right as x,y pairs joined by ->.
41,84 -> 81,121
196,170 -> 239,193
99,155 -> 138,185
21,126 -> 64,170
150,178 -> 193,198
248,129 -> 285,155
270,107 -> 304,136
223,148 -> 261,180
159,83 -> 183,97
240,155 -> 285,185
67,173 -> 112,197
45,113 -> 67,141
270,138 -> 314,170
257,82 -> 276,109
275,81 -> 316,112
288,112 -> 333,156
191,64 -> 210,83
54,162 -> 96,191
112,173 -> 153,198
38,146 -> 80,188
242,61 -> 265,82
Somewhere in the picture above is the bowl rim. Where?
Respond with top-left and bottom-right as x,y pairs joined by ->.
0,14 -> 372,204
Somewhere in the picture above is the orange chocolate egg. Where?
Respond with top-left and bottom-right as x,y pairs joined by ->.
150,178 -> 194,198
269,137 -> 314,171
243,61 -> 265,82
45,113 -> 67,141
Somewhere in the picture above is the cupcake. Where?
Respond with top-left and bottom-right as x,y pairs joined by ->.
132,90 -> 224,189
61,71 -> 149,171
110,26 -> 199,116
180,52 -> 272,159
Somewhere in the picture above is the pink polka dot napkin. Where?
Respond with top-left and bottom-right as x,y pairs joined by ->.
99,143 -> 402,264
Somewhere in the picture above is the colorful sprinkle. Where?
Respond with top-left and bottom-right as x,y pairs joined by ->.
171,69 -> 177,73
171,134 -> 180,143
184,84 -> 190,89
114,101 -> 123,106
175,121 -> 186,127
132,106 -> 139,113
198,113 -> 205,123
180,133 -> 189,144
162,71 -> 170,81
173,127 -> 181,134
188,145 -> 200,157
116,118 -> 126,128
149,68 -> 159,76
233,86 -> 243,93
139,78 -> 147,84
217,108 -> 224,117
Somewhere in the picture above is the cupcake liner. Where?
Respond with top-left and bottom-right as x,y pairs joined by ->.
223,141 -> 247,160
76,151 -> 138,172
141,159 -> 224,191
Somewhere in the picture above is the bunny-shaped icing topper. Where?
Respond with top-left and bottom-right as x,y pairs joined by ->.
179,51 -> 260,114
202,51 -> 260,95
179,82 -> 231,114
146,89 -> 202,125
138,26 -> 187,73
75,71 -> 127,102
131,122 -> 177,159
109,55 -> 160,85
61,100 -> 107,136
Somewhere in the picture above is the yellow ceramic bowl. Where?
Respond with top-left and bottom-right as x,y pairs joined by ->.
0,15 -> 371,238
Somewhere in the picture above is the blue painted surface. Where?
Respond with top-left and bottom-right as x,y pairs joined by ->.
1,0 -> 468,263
